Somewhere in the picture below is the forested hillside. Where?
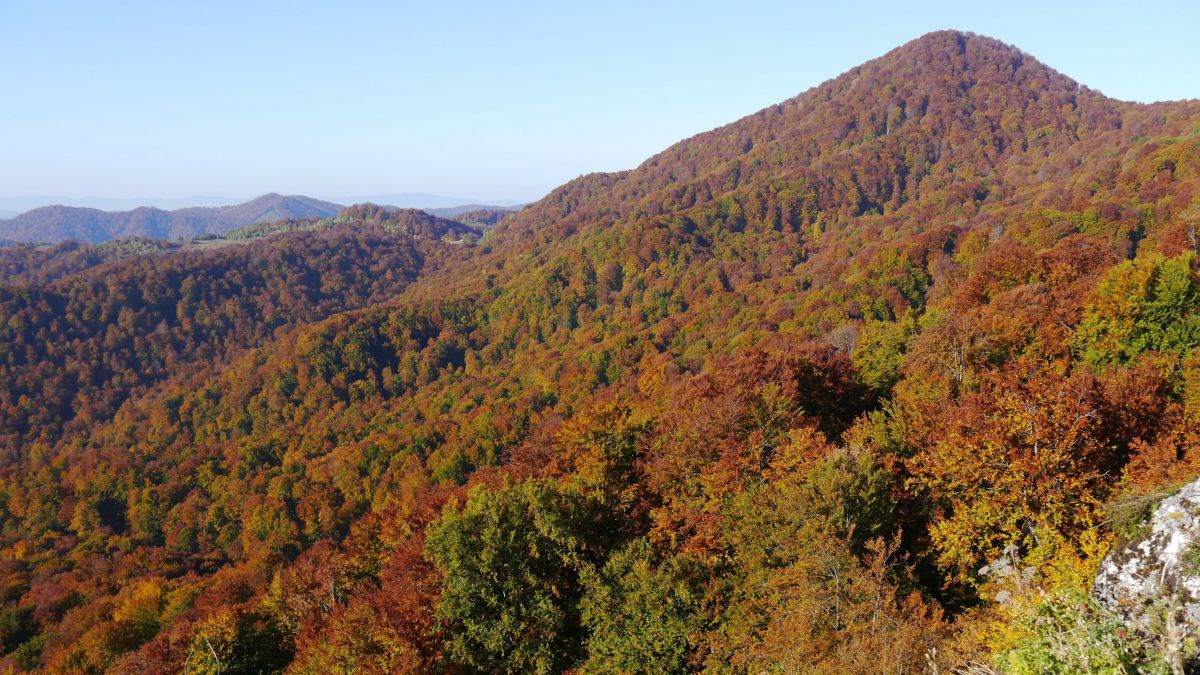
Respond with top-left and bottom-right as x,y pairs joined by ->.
0,207 -> 475,454
1,31 -> 1199,672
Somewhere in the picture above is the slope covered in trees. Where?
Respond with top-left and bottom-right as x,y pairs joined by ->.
1,31 -> 1200,672
0,207 -> 476,453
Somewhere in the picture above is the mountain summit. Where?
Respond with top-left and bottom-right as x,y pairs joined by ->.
496,30 -> 1170,247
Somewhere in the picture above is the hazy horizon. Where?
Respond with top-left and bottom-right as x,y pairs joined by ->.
0,192 -> 523,215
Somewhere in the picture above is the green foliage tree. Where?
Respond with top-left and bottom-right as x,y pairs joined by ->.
0,605 -> 34,654
184,608 -> 292,675
794,445 -> 896,550
852,311 -> 919,392
1074,252 -> 1200,367
424,480 -> 593,674
580,540 -> 699,674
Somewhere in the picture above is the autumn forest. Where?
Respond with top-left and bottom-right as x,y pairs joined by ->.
2,31 -> 1200,673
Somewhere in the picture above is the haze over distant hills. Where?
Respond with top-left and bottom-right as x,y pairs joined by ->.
0,195 -> 244,213
331,193 -> 524,210
0,192 -> 520,215
0,193 -> 521,244
0,194 -> 342,244
424,203 -> 526,218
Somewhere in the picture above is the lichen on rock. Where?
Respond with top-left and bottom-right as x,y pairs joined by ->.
1094,477 -> 1200,639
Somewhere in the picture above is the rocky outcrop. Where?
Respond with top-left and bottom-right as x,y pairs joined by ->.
1094,478 -> 1200,636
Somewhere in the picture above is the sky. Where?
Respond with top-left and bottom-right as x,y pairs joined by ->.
1,0 -> 1198,209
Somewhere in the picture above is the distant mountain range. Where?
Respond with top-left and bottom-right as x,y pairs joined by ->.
424,204 -> 525,218
0,194 -> 341,244
0,194 -> 521,244
0,195 -> 242,213
0,192 -> 520,214
331,193 -> 523,210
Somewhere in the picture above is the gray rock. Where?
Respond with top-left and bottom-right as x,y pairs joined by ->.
1094,478 -> 1200,633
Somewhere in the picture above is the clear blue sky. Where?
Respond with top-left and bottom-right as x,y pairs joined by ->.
1,0 -> 1198,207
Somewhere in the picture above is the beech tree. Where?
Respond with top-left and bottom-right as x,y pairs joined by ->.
424,480 -> 592,674
909,361 -> 1115,580
1074,252 -> 1200,367
580,540 -> 700,673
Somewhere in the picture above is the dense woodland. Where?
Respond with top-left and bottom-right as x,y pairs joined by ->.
0,31 -> 1199,672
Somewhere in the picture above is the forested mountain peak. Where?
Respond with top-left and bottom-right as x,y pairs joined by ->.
493,30 -> 1194,248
